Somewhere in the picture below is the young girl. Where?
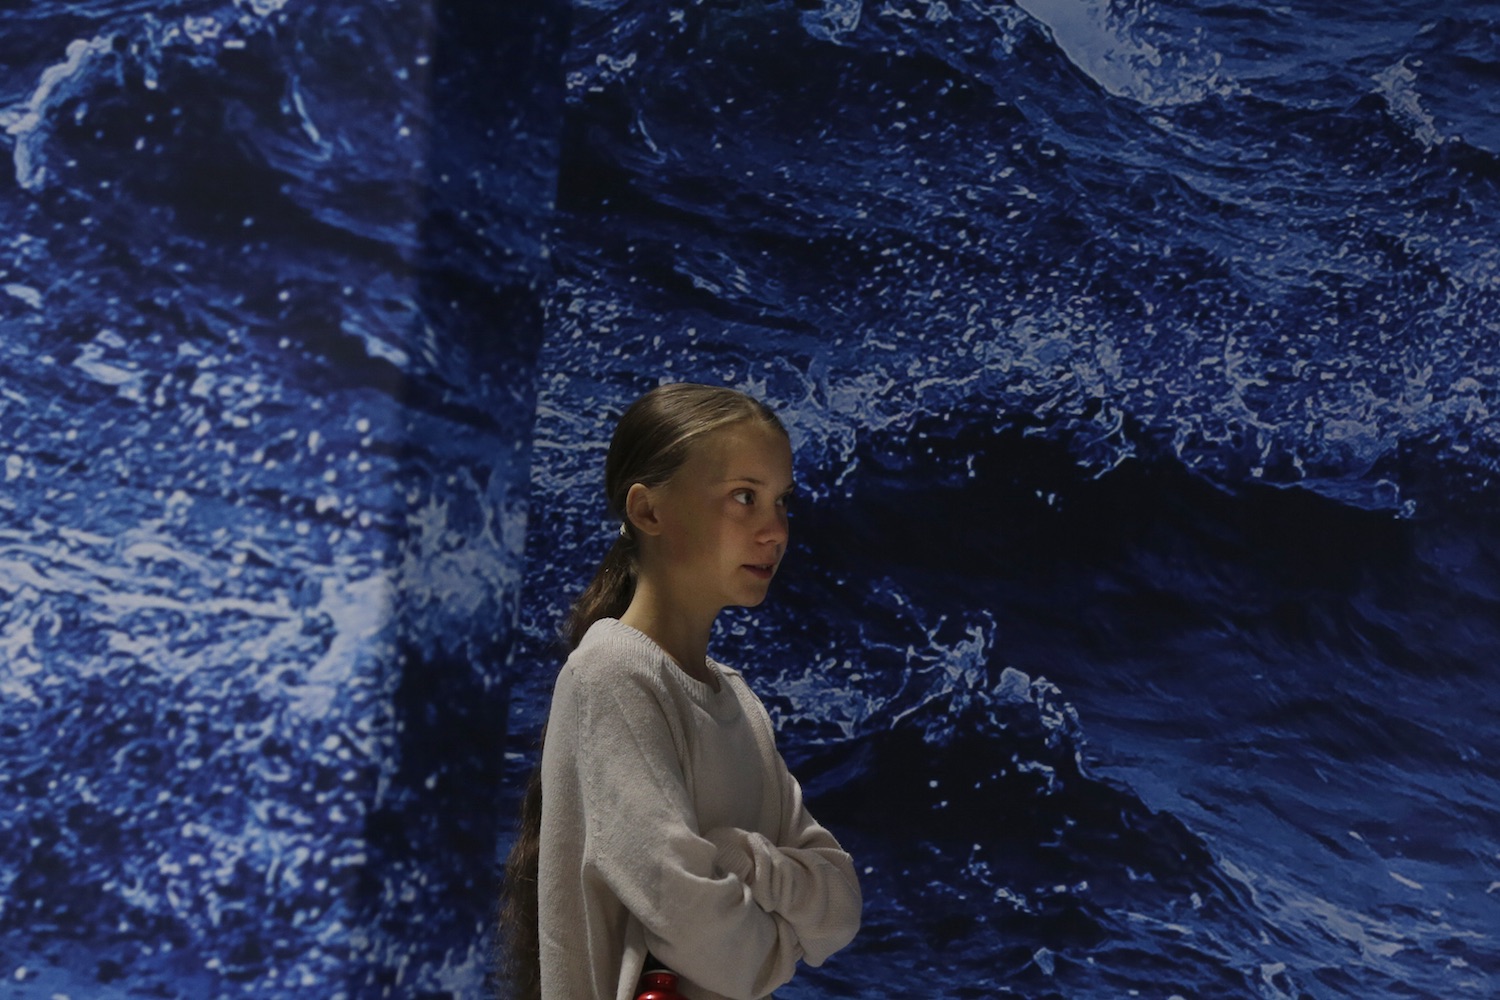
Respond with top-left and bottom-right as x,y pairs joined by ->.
499,383 -> 862,1000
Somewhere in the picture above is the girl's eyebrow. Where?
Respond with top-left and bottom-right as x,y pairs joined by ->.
723,477 -> 797,490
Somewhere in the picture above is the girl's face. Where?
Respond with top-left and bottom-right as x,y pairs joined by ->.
648,419 -> 794,617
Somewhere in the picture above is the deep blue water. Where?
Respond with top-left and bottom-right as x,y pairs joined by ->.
2,0 -> 1498,998
513,0 -> 1500,997
1,0 -> 564,996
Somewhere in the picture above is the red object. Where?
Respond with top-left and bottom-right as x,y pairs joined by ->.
635,969 -> 686,1000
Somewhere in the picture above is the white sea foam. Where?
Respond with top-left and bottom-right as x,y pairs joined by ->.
290,573 -> 394,717
1011,0 -> 1232,107
2,283 -> 42,309
2,36 -> 116,189
802,0 -> 863,43
236,0 -> 293,16
1373,59 -> 1444,149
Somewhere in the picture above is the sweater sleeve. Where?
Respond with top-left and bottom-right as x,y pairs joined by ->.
703,748 -> 862,966
571,659 -> 802,1000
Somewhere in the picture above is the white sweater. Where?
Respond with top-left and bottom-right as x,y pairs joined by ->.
537,618 -> 862,1000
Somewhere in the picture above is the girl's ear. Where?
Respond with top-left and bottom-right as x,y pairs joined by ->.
624,482 -> 664,537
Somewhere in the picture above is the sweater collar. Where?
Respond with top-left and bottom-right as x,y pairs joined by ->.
600,618 -> 739,714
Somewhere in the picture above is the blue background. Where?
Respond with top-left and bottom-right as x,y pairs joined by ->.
2,0 -> 1497,997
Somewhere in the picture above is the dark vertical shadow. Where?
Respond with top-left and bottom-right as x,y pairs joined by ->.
349,1 -> 569,997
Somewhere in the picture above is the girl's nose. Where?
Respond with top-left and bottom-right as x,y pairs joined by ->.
763,508 -> 789,546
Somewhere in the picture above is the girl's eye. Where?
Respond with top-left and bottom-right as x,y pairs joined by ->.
733,490 -> 754,505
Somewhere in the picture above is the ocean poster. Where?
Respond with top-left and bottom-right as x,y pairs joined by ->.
516,1 -> 1500,997
5,1 -> 1499,998
1,1 -> 563,997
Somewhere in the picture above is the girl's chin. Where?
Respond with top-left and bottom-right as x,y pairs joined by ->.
731,588 -> 771,609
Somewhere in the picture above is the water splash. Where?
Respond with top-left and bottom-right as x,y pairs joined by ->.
1372,58 -> 1444,149
2,36 -> 118,189
1012,0 -> 1233,106
802,0 -> 864,44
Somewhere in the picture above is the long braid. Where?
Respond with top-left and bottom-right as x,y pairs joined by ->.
496,729 -> 546,1000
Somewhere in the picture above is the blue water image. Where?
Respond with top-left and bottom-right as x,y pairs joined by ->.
1,0 -> 564,996
511,0 -> 1500,997
2,0 -> 1498,998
